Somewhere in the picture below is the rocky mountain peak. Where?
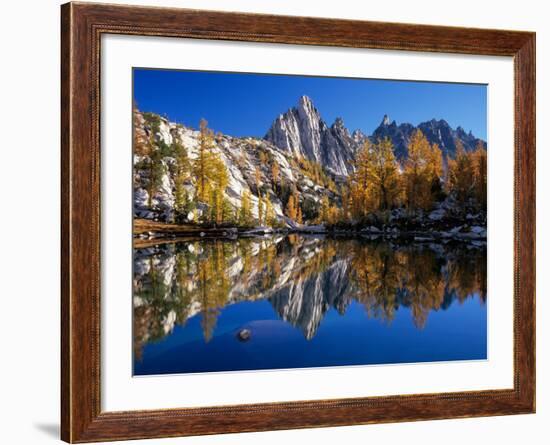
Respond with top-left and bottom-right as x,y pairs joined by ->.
265,97 -> 358,176
331,117 -> 351,139
299,94 -> 314,108
333,117 -> 345,129
296,95 -> 321,122
372,116 -> 486,160
352,129 -> 367,143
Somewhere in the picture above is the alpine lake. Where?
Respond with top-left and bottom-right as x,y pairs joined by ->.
133,233 -> 487,375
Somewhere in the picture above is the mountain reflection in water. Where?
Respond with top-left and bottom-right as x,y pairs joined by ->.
133,235 -> 487,375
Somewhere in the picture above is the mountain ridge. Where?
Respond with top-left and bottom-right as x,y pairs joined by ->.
133,95 -> 486,226
265,95 -> 486,170
372,114 -> 487,160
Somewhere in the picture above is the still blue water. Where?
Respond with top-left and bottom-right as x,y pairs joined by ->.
133,236 -> 487,375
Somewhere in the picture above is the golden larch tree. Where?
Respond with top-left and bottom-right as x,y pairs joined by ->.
254,165 -> 262,192
367,137 -> 401,211
271,159 -> 280,192
265,194 -> 275,226
239,190 -> 253,226
296,204 -> 303,224
258,194 -> 265,226
350,140 -> 372,218
193,120 -> 227,204
403,130 -> 442,211
285,194 -> 297,221
319,195 -> 330,224
447,140 -> 474,205
472,141 -> 487,210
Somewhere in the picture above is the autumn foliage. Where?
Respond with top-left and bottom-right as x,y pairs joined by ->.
447,140 -> 487,210
136,109 -> 486,229
403,130 -> 443,212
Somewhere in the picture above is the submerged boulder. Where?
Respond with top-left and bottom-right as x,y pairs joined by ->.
236,328 -> 251,342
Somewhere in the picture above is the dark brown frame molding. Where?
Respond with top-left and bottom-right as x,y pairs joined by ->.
61,2 -> 536,442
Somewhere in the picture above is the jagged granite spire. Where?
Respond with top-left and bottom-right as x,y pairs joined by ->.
265,96 -> 359,176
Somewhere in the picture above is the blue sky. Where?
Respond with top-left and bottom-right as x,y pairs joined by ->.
133,68 -> 487,140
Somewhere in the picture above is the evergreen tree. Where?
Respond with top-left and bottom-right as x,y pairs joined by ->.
133,109 -> 151,157
147,148 -> 165,208
137,112 -> 166,209
428,142 -> 444,201
173,137 -> 192,220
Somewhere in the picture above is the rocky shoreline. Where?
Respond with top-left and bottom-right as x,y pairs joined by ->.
134,218 -> 487,248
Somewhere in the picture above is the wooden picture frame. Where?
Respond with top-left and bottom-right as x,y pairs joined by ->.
61,2 -> 535,442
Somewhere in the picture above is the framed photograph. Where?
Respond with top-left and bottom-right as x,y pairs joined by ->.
61,2 -> 535,442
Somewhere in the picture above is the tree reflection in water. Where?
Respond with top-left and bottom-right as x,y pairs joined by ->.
133,236 -> 486,360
